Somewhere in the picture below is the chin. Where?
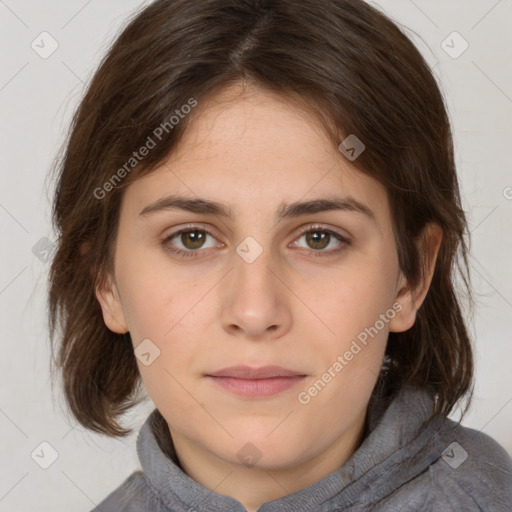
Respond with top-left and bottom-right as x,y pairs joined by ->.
219,431 -> 312,470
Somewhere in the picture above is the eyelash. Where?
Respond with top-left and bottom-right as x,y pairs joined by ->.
162,224 -> 351,259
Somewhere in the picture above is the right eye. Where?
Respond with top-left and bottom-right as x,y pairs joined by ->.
162,226 -> 222,258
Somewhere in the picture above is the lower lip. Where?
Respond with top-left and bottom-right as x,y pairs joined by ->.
207,376 -> 306,398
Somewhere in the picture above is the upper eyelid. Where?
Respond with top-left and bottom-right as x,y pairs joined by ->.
164,223 -> 222,243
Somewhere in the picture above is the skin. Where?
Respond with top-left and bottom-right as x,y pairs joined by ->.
95,82 -> 442,512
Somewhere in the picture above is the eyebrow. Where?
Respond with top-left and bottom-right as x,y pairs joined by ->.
139,194 -> 376,222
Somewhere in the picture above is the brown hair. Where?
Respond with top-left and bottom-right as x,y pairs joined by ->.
47,0 -> 473,437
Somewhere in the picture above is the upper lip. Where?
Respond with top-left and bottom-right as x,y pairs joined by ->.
207,365 -> 306,379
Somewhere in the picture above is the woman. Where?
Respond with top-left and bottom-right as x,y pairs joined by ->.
47,0 -> 512,510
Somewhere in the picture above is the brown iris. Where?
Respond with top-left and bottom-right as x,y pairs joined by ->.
180,230 -> 206,250
304,231 -> 330,250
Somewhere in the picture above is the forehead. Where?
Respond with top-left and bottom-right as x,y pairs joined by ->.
120,84 -> 390,227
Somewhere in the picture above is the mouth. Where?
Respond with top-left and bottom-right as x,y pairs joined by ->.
205,365 -> 307,398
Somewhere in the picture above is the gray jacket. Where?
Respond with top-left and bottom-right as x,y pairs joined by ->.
91,385 -> 512,511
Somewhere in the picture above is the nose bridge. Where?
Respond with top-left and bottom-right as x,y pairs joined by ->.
219,233 -> 291,339
233,233 -> 277,294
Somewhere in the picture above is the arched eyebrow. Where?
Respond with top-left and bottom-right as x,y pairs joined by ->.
139,194 -> 375,222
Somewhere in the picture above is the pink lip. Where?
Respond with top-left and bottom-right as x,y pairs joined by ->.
206,365 -> 306,398
207,365 -> 305,379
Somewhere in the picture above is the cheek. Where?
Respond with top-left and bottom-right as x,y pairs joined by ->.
116,248 -> 196,339
116,253 -> 210,375
297,266 -> 394,421
321,260 -> 397,338
306,254 -> 398,397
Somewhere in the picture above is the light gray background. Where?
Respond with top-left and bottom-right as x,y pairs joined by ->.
1,0 -> 511,510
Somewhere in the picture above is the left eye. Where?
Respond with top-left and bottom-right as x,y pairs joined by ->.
292,228 -> 348,253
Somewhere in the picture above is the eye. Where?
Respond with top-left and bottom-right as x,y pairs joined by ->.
291,224 -> 350,257
162,226 -> 221,258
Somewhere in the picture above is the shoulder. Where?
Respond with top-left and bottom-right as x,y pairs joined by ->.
427,418 -> 512,511
90,470 -> 165,512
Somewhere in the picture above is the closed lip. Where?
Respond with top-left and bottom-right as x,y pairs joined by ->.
206,365 -> 306,379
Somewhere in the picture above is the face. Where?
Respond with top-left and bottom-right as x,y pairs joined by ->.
96,83 -> 422,471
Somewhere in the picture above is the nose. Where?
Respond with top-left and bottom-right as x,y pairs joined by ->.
219,241 -> 292,341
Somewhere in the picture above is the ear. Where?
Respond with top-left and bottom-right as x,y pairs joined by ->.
389,222 -> 443,333
94,271 -> 129,334
80,241 -> 129,334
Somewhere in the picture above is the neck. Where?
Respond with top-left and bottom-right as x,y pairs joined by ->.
165,410 -> 368,512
